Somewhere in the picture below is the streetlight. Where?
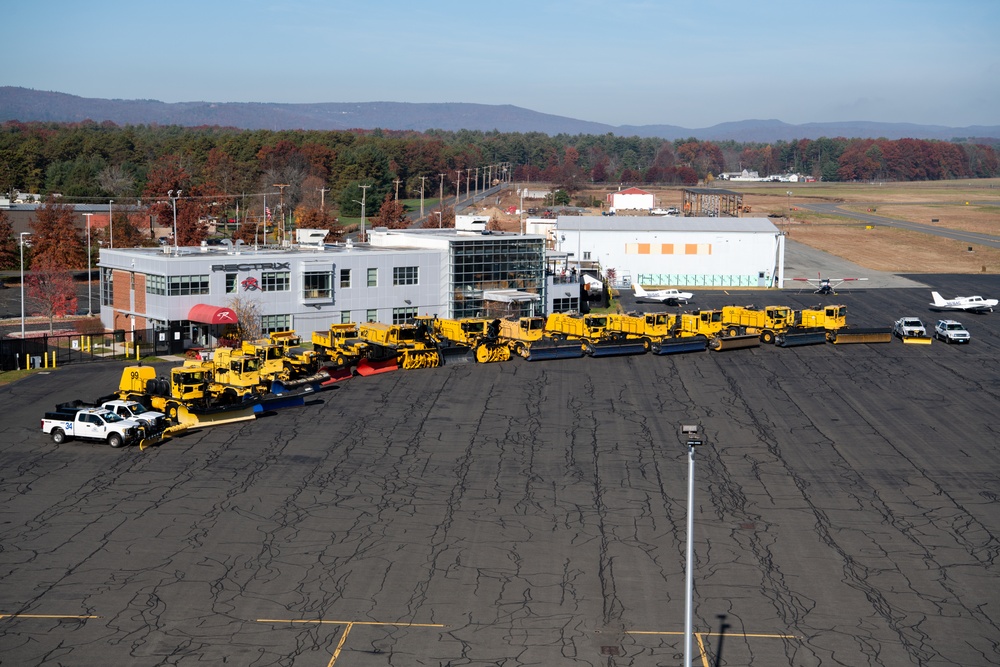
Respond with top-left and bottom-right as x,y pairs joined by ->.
20,232 -> 31,340
786,191 -> 792,219
680,424 -> 706,667
358,184 -> 369,242
83,213 -> 94,316
168,190 -> 182,253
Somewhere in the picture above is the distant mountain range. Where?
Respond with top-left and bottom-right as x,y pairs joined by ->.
2,87 -> 998,143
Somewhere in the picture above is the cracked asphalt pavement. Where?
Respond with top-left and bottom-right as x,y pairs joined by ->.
2,275 -> 999,666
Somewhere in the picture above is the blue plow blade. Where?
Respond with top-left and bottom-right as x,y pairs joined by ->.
651,336 -> 708,355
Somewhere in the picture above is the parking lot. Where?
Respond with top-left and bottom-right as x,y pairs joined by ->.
2,276 -> 999,666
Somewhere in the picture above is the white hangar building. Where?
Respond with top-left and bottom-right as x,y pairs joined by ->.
556,216 -> 785,288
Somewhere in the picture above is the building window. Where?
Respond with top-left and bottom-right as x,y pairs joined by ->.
392,307 -> 417,324
341,310 -> 352,324
167,274 -> 209,296
146,274 -> 166,296
340,268 -> 352,288
303,271 -> 332,299
393,266 -> 418,286
553,297 -> 579,313
262,271 -> 290,292
261,314 -> 291,334
225,273 -> 238,294
367,267 -> 378,287
583,251 -> 591,260
366,308 -> 378,322
101,268 -> 114,305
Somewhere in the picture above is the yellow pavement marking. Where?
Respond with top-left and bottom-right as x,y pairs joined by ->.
626,629 -> 799,666
257,618 -> 445,666
0,614 -> 100,620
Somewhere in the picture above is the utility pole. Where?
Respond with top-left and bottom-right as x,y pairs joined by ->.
419,176 -> 427,218
455,170 -> 462,214
438,173 -> 445,222
465,168 -> 471,200
108,199 -> 114,249
319,186 -> 330,211
358,184 -> 370,242
272,183 -> 289,244
474,167 -> 479,200
393,178 -> 402,201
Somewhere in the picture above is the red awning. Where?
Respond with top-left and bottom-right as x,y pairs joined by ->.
187,304 -> 238,325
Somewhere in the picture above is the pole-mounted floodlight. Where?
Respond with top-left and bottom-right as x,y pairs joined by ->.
680,423 -> 705,667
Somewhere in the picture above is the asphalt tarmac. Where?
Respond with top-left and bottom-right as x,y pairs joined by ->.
2,276 -> 999,666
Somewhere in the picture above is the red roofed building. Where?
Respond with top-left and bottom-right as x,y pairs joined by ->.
607,187 -> 655,211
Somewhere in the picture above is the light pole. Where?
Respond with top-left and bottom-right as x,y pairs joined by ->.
20,232 -> 31,339
358,184 -> 369,242
83,213 -> 94,316
681,424 -> 705,667
168,189 -> 182,253
419,175 -> 427,218
108,199 -> 114,249
786,191 -> 792,219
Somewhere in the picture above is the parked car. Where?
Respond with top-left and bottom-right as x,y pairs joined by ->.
934,319 -> 971,344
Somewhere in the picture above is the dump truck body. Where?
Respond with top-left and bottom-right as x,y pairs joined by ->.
312,323 -> 370,368
721,305 -> 795,343
544,313 -> 646,357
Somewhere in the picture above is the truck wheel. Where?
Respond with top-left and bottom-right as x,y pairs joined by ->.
51,429 -> 66,444
726,326 -> 741,337
107,433 -> 124,448
761,330 -> 775,344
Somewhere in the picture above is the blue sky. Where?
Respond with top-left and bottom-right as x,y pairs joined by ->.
5,0 -> 998,128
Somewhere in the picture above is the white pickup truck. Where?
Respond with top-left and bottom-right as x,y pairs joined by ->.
41,407 -> 142,448
59,399 -> 168,438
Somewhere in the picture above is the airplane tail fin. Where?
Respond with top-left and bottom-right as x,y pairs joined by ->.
632,283 -> 648,297
931,291 -> 947,306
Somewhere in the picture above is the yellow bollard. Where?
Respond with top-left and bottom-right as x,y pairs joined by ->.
44,352 -> 48,369
51,351 -> 56,368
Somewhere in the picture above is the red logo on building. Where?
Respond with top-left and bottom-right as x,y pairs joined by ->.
241,277 -> 260,291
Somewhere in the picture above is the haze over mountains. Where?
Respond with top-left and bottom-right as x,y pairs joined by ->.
2,87 -> 997,143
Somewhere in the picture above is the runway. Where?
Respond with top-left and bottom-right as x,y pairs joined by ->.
1,279 -> 999,666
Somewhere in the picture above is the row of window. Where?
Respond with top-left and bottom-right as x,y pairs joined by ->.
258,306 -> 420,335
149,267 -> 420,296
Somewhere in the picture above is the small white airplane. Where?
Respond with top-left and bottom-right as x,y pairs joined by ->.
929,291 -> 997,313
792,274 -> 867,295
632,283 -> 693,306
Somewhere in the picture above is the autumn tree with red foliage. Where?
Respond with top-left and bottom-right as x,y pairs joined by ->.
27,269 -> 79,332
30,197 -> 85,270
0,209 -> 17,270
373,193 -> 409,229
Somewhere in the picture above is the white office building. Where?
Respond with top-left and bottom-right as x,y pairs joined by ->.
98,228 -> 548,351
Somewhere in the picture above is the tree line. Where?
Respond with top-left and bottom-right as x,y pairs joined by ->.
1,120 -> 998,276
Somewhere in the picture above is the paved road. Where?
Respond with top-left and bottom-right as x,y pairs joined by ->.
2,279 -> 1000,666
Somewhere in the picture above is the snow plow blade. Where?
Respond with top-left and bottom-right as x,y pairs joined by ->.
356,358 -> 400,376
255,390 -> 309,413
319,366 -> 354,385
174,403 -> 258,428
709,334 -> 760,351
901,335 -> 933,345
140,423 -> 189,450
523,343 -> 586,362
776,327 -> 828,347
651,335 -> 708,355
829,328 -> 893,344
584,340 -> 648,357
440,346 -> 475,365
